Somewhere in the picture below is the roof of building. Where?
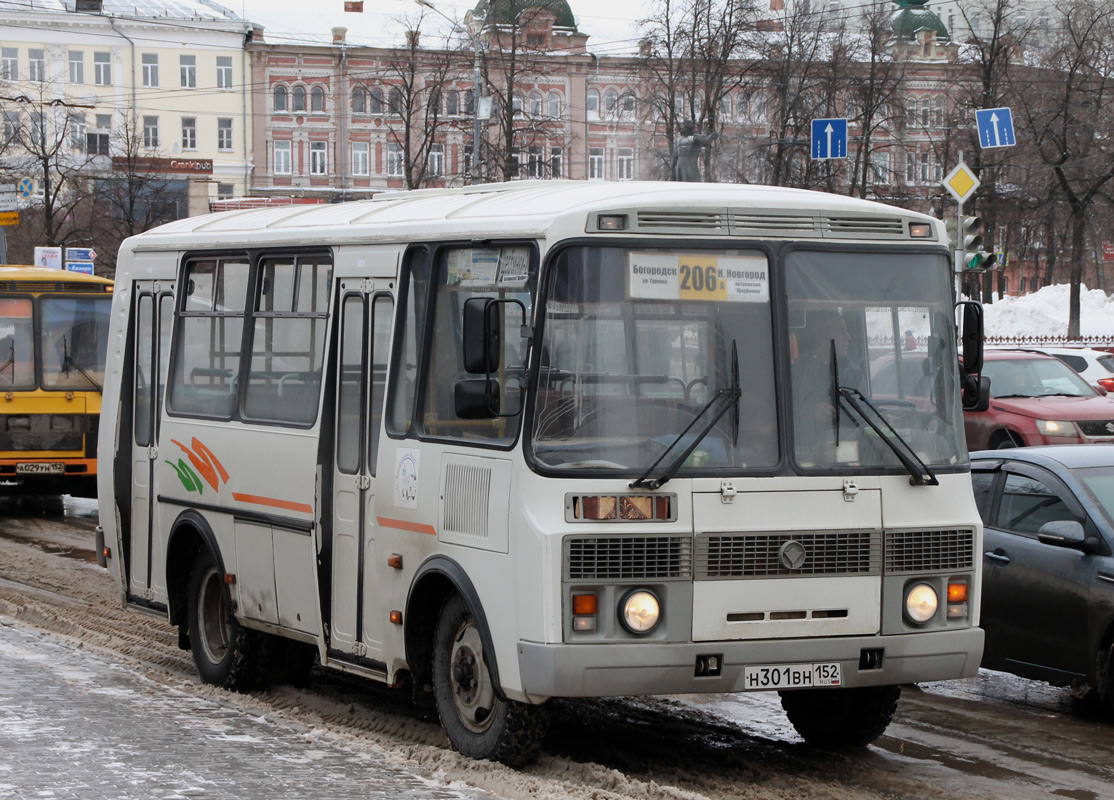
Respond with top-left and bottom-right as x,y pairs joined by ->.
891,0 -> 950,41
0,0 -> 243,22
472,0 -> 577,30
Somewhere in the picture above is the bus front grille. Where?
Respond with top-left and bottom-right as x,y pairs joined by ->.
695,531 -> 880,579
565,535 -> 692,581
0,414 -> 90,452
884,529 -> 975,573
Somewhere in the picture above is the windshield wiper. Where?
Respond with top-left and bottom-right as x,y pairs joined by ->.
837,386 -> 938,486
0,340 -> 14,382
62,335 -> 102,392
631,341 -> 741,491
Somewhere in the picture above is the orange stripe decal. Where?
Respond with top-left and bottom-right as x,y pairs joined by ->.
232,492 -> 313,514
377,516 -> 437,536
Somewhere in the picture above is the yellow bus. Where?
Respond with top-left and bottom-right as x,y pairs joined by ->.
0,265 -> 113,497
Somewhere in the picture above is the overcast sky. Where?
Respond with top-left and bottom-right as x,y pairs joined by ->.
231,0 -> 645,54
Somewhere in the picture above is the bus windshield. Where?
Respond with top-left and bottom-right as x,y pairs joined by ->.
529,245 -> 966,476
40,296 -> 111,390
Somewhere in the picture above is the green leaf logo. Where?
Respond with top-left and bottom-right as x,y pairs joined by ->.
166,458 -> 203,494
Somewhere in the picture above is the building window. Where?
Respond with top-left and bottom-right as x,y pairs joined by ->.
311,86 -> 326,113
87,113 -> 111,155
550,146 -> 562,178
389,88 -> 402,115
905,151 -> 916,184
604,89 -> 618,117
143,115 -> 159,148
428,143 -> 445,176
94,51 -> 111,86
620,92 -> 635,119
352,87 -> 367,114
181,117 -> 197,150
371,88 -> 384,114
29,49 -> 45,83
530,92 -> 542,116
617,147 -> 634,180
870,150 -> 891,184
217,56 -> 232,89
217,183 -> 234,198
428,86 -> 442,116
464,89 -> 474,115
217,118 -> 233,151
512,95 -> 524,116
293,86 -> 306,112
919,151 -> 931,183
69,113 -> 86,151
274,85 -> 287,112
68,51 -> 84,84
906,96 -> 917,126
1,48 -> 17,81
548,92 -> 561,118
934,96 -> 945,128
352,141 -> 369,175
273,140 -> 292,175
310,141 -> 327,175
586,89 -> 600,120
3,111 -> 19,142
387,143 -> 404,177
142,53 -> 158,87
720,93 -> 732,120
447,90 -> 459,116
30,112 -> 44,146
180,55 -> 196,88
588,147 -> 604,180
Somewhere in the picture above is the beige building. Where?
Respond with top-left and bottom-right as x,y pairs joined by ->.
0,0 -> 253,217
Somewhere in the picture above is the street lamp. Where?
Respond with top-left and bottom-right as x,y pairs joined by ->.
415,0 -> 485,184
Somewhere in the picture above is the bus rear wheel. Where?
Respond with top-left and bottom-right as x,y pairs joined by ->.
188,549 -> 261,691
780,685 -> 900,748
431,593 -> 548,766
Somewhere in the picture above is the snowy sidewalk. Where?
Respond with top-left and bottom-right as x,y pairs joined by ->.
0,621 -> 484,799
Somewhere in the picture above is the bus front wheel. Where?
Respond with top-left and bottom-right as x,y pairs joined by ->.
431,593 -> 548,766
187,549 -> 261,691
780,685 -> 900,748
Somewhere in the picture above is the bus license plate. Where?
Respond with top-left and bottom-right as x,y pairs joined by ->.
16,462 -> 64,475
743,662 -> 842,690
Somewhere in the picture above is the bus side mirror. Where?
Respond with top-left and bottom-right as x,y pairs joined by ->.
462,297 -> 501,374
957,300 -> 984,375
455,378 -> 500,419
962,374 -> 991,412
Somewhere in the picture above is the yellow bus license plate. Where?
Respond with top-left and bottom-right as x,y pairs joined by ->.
743,662 -> 842,690
16,463 -> 65,474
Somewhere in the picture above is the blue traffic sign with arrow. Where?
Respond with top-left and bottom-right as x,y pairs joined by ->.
811,118 -> 848,160
975,107 -> 1015,149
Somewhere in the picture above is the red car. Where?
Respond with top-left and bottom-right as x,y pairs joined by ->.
964,350 -> 1114,449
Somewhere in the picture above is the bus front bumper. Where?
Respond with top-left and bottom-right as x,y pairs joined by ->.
516,627 -> 983,698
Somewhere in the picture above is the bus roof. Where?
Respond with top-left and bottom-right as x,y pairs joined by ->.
0,265 -> 113,287
121,180 -> 940,254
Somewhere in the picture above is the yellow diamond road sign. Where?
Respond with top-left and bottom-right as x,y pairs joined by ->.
944,163 -> 979,202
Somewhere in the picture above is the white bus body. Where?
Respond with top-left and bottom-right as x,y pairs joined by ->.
99,181 -> 983,764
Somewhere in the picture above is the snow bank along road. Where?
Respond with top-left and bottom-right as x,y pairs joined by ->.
0,496 -> 1112,800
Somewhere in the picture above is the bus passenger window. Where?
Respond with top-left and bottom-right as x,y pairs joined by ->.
168,258 -> 248,418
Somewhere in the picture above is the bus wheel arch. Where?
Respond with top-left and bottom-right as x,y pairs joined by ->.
405,556 -> 500,702
166,510 -> 223,630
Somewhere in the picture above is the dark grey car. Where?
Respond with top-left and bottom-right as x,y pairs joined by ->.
971,445 -> 1114,713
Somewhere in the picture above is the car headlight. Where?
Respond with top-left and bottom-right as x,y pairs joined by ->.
1036,419 -> 1076,436
904,582 -> 938,625
619,589 -> 661,634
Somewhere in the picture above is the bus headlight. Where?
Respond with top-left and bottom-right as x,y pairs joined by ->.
904,582 -> 939,625
619,589 -> 660,635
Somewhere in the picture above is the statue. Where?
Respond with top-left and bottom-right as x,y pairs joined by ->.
670,120 -> 718,182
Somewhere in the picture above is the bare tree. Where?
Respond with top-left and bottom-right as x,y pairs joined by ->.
1010,1 -> 1114,336
0,84 -> 97,252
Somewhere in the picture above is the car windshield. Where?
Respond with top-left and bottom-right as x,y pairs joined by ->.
983,357 -> 1096,399
528,245 -> 967,477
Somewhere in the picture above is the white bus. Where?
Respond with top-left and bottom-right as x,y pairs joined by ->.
99,181 -> 986,765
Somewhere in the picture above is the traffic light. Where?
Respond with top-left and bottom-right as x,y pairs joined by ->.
966,248 -> 997,270
945,215 -> 984,269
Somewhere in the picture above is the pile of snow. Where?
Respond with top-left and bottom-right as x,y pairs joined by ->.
981,284 -> 1114,339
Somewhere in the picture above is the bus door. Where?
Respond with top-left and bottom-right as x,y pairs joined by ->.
330,286 -> 393,660
128,284 -> 174,601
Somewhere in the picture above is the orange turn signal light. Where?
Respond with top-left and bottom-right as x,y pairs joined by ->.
947,582 -> 968,603
572,594 -> 598,615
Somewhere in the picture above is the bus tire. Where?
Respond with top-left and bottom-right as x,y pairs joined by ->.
432,593 -> 548,766
188,549 -> 261,691
780,685 -> 900,748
